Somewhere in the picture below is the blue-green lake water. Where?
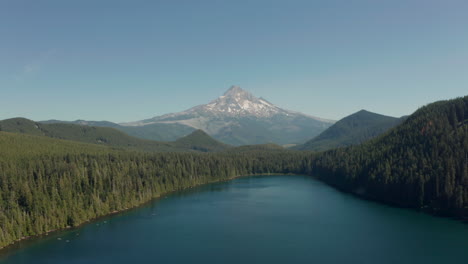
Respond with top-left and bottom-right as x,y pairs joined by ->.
2,175 -> 468,264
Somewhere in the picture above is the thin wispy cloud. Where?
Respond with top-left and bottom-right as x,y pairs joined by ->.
14,49 -> 56,81
23,61 -> 41,74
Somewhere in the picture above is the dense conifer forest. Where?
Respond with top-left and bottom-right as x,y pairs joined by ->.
312,96 -> 468,216
294,110 -> 404,151
0,132 -> 306,248
0,118 -> 230,153
0,96 -> 466,249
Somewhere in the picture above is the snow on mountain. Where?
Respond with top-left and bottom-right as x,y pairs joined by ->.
124,86 -> 330,126
121,86 -> 334,145
198,85 -> 283,117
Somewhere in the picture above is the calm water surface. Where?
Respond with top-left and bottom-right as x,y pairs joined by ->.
1,175 -> 468,264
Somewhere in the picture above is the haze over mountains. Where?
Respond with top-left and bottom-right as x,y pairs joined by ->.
44,86 -> 335,145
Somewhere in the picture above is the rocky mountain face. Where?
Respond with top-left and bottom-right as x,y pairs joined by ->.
122,86 -> 334,145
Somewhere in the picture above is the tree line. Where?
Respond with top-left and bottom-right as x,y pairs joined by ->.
312,96 -> 468,216
0,96 -> 466,249
0,132 -> 309,248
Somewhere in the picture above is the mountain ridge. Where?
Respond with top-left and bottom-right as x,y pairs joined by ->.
0,118 -> 229,153
294,109 -> 404,151
313,95 -> 468,215
173,129 -> 231,152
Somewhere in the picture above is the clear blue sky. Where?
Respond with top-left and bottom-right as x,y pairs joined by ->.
1,0 -> 467,122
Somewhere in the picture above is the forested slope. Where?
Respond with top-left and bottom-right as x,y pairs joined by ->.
41,119 -> 196,142
313,96 -> 468,216
172,130 -> 231,152
0,96 -> 466,250
0,118 -> 229,153
295,110 -> 403,151
0,131 -> 306,248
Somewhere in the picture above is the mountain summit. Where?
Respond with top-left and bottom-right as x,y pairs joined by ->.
121,86 -> 334,145
223,85 -> 247,96
186,85 -> 294,118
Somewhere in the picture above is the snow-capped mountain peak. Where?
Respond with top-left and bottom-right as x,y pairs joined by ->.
222,85 -> 252,98
121,86 -> 334,145
196,85 -> 283,117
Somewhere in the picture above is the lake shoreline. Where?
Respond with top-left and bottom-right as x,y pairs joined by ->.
0,172 -> 296,254
313,173 -> 468,223
4,174 -> 468,264
3,171 -> 465,257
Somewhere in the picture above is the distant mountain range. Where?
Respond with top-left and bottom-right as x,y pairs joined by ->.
40,120 -> 195,142
43,86 -> 334,145
294,110 -> 405,151
0,118 -> 230,153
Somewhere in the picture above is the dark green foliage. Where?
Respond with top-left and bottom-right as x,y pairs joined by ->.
295,110 -> 404,151
0,131 -> 306,248
0,118 -> 46,136
0,96 -> 466,251
226,143 -> 285,153
119,123 -> 196,142
0,118 -> 175,152
173,130 -> 231,152
41,120 -> 196,142
312,96 -> 468,216
0,118 -> 228,153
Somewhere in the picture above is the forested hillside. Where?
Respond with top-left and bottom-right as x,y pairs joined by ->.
0,131 -> 306,249
295,110 -> 403,151
0,118 -> 229,153
0,96 -> 466,251
172,130 -> 230,152
313,96 -> 468,216
41,119 -> 196,142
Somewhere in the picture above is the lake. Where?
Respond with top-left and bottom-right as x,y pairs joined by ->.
1,175 -> 468,264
